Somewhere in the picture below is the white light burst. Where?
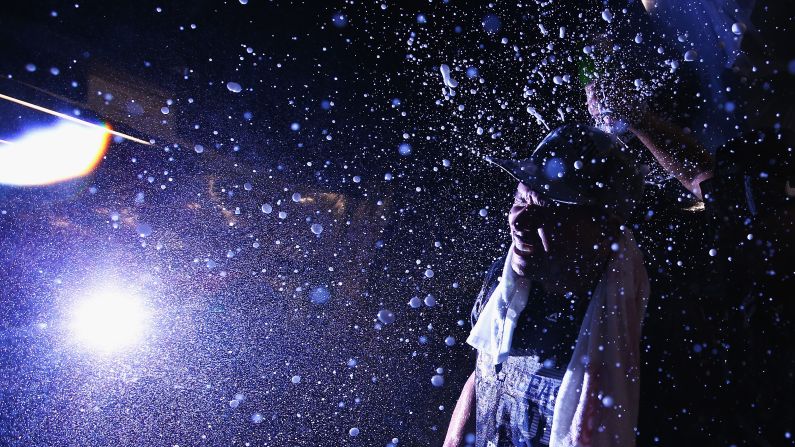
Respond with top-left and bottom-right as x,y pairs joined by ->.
70,288 -> 148,353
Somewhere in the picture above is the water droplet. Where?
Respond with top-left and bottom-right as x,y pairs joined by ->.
309,286 -> 330,304
136,223 -> 153,237
377,309 -> 395,324
332,13 -> 348,28
731,22 -> 746,35
482,14 -> 501,34
226,81 -> 243,93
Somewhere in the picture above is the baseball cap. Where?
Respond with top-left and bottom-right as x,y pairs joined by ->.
484,123 -> 644,218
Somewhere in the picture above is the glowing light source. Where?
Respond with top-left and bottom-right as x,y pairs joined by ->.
641,0 -> 657,12
70,288 -> 148,353
0,92 -> 150,145
0,121 -> 111,186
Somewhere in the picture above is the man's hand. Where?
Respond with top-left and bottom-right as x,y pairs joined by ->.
510,226 -> 549,282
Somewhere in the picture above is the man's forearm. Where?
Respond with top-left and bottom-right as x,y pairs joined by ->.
630,113 -> 714,199
443,370 -> 476,447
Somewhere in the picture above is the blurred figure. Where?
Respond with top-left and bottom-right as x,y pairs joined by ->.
586,69 -> 794,447
585,80 -> 714,199
444,124 -> 649,447
701,129 -> 795,445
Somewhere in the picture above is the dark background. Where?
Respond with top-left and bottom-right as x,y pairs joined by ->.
1,1 -> 792,446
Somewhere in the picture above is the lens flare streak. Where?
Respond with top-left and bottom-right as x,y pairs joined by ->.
0,92 -> 151,145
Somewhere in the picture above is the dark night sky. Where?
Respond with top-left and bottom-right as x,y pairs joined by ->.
1,1 -> 793,446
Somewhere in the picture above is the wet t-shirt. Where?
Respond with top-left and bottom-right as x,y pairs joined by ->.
470,257 -> 591,446
471,256 -> 590,366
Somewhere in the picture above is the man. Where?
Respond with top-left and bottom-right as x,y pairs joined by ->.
444,124 -> 650,447
702,130 -> 795,445
585,65 -> 795,444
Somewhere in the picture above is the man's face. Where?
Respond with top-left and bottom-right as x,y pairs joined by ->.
509,182 -> 612,294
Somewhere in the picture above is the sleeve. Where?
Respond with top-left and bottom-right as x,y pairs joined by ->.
551,230 -> 650,447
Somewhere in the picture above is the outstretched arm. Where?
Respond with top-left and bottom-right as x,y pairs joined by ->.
585,82 -> 714,200
442,370 -> 476,447
628,112 -> 714,200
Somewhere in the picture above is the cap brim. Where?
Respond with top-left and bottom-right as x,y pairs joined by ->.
483,156 -> 589,205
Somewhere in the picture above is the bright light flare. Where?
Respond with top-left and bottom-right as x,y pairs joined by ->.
0,121 -> 111,186
0,92 -> 150,145
70,289 -> 148,353
641,0 -> 657,12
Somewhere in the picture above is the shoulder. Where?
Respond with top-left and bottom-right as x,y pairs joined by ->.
480,256 -> 506,296
484,256 -> 505,281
